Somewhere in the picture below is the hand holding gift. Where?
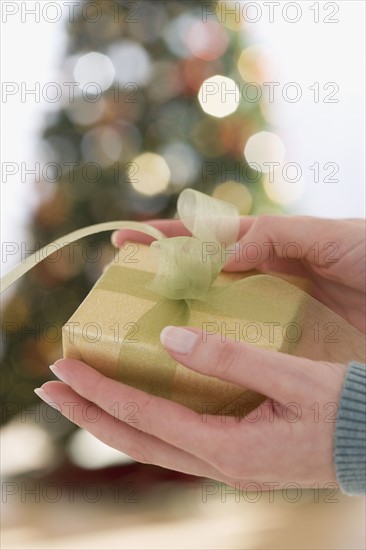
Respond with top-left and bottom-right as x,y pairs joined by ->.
34,211 -> 365,490
59,192 -> 364,415
114,214 -> 365,333
36,330 -> 349,488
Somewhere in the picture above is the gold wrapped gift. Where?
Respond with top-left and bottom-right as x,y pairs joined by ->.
60,190 -> 365,416
62,242 -> 310,416
2,188 -> 363,416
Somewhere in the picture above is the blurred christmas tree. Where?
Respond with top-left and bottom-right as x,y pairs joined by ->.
1,0 -> 281,469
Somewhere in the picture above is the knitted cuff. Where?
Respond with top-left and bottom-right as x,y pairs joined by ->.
334,362 -> 366,495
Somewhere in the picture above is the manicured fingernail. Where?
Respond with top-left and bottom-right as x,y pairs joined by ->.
34,388 -> 60,410
49,363 -> 69,385
160,326 -> 198,355
111,231 -> 120,246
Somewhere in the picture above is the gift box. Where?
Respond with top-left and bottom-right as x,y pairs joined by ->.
62,242 -> 310,417
2,188 -> 364,416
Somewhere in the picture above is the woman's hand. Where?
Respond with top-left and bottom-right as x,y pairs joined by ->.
35,327 -> 347,489
113,216 -> 366,332
34,216 -> 363,487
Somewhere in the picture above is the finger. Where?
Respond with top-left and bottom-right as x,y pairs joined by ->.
37,381 -> 233,483
37,381 -> 296,487
47,360 -> 234,464
224,215 -> 339,272
238,256 -> 311,280
112,217 -> 257,247
160,327 -> 319,405
112,220 -> 191,247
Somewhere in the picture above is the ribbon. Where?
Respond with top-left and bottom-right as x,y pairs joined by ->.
1,189 -> 365,415
147,189 -> 240,300
0,221 -> 165,294
88,189 -> 364,411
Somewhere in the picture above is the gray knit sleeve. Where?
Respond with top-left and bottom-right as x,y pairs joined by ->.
334,362 -> 366,494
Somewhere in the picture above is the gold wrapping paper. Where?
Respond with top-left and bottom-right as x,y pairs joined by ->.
2,186 -> 363,417
62,243 -> 311,416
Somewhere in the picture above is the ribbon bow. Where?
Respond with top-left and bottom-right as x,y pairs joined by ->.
148,188 -> 240,300
1,188 -> 365,409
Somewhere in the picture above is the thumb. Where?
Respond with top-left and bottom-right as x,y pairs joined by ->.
160,326 -> 316,405
224,215 -> 325,272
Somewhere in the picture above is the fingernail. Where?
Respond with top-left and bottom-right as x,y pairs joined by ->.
49,363 -> 69,385
34,388 -> 60,410
111,231 -> 120,246
160,326 -> 198,355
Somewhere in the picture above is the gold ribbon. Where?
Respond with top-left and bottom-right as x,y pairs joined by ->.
147,189 -> 240,300
0,221 -> 165,294
92,189 -> 365,407
1,189 -> 365,411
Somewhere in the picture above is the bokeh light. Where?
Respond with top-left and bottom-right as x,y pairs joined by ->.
68,428 -> 134,469
237,45 -> 276,85
213,181 -> 253,214
73,52 -> 115,92
65,98 -> 105,126
187,21 -> 229,60
163,13 -> 198,58
115,121 -> 142,159
263,171 -> 305,205
129,152 -> 170,196
81,126 -> 123,167
198,75 -> 239,118
160,142 -> 200,190
244,131 -> 286,173
108,40 -> 151,85
1,417 -> 56,477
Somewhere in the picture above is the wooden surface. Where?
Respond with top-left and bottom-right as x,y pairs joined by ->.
1,478 -> 365,550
